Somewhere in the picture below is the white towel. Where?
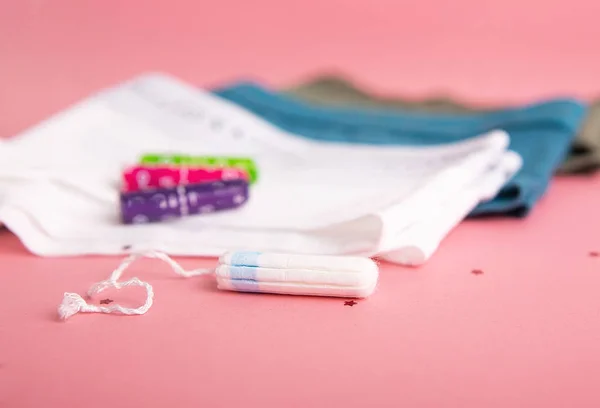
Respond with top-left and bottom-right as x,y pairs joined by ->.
0,73 -> 521,265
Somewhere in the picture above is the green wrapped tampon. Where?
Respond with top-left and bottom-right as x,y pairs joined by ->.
139,154 -> 259,184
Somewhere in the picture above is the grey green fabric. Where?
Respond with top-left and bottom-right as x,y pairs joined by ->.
283,76 -> 600,174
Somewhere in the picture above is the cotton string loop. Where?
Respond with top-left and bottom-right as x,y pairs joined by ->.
58,251 -> 213,321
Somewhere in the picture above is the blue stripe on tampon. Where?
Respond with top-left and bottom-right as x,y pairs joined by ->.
229,266 -> 258,281
229,265 -> 259,292
231,279 -> 261,292
229,251 -> 262,267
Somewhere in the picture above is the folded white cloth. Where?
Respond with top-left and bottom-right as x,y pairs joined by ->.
0,73 -> 521,265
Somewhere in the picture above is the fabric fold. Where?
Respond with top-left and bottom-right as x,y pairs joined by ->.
214,82 -> 586,216
0,73 -> 520,265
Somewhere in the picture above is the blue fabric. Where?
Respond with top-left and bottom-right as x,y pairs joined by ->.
213,83 -> 587,217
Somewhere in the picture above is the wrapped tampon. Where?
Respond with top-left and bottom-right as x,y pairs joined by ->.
140,154 -> 259,184
122,165 -> 249,192
120,179 -> 249,224
57,251 -> 379,321
216,251 -> 379,298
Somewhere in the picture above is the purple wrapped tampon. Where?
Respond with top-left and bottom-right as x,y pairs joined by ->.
120,179 -> 249,224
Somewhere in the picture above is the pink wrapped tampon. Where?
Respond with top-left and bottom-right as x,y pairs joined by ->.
122,165 -> 249,192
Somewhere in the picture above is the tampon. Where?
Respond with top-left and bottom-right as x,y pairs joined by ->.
120,179 -> 249,224
57,251 -> 378,321
122,165 -> 248,192
139,154 -> 259,184
216,251 -> 378,298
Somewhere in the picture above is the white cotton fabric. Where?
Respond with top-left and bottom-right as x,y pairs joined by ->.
0,73 -> 522,265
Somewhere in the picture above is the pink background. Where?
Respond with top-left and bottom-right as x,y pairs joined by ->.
1,1 -> 600,407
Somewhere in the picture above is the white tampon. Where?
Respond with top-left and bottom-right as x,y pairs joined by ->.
57,251 -> 379,320
216,251 -> 378,298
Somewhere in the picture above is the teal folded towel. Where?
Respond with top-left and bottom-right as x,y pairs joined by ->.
214,83 -> 586,216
